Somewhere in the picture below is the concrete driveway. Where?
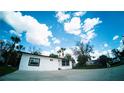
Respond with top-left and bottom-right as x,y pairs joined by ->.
0,65 -> 124,81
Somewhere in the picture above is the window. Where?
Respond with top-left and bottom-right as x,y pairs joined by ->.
28,57 -> 40,66
62,59 -> 70,66
66,60 -> 69,66
50,59 -> 53,61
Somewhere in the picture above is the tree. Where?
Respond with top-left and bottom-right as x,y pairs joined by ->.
49,53 -> 58,58
64,54 -> 72,61
28,46 -> 41,55
0,40 -> 11,65
64,54 -> 76,68
16,45 -> 25,52
57,50 -> 61,57
0,36 -> 24,67
0,40 -> 5,65
120,50 -> 124,57
33,51 -> 41,55
74,42 -> 93,67
0,40 -> 4,49
98,55 -> 110,67
61,48 -> 66,57
10,36 -> 21,51
57,48 -> 66,57
111,49 -> 121,58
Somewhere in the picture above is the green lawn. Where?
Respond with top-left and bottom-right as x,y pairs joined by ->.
0,66 -> 17,76
74,61 -> 124,69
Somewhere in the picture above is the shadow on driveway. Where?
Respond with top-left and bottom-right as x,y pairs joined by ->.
0,65 -> 124,81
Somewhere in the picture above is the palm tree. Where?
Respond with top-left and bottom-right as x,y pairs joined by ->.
57,50 -> 61,57
61,48 -> 66,57
6,36 -> 21,66
11,36 -> 21,50
57,48 -> 66,57
16,45 -> 25,52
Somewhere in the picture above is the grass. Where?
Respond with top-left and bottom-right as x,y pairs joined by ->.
74,60 -> 124,69
0,65 -> 17,76
74,65 -> 105,69
111,62 -> 124,67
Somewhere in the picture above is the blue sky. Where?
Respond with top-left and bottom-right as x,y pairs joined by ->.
0,11 -> 124,57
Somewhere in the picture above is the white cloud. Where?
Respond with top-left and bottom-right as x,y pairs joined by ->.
90,49 -> 113,60
42,51 -> 50,56
3,39 -> 7,43
80,17 -> 102,44
73,11 -> 86,17
80,30 -> 96,44
90,50 -> 102,60
117,45 -> 124,52
83,18 -> 102,32
64,48 -> 73,55
120,40 -> 122,43
56,11 -> 70,23
113,35 -> 119,40
117,40 -> 124,52
0,11 -> 52,46
64,17 -> 81,35
10,30 -> 22,37
104,43 -> 108,48
45,46 -> 61,56
52,37 -> 61,44
86,30 -> 96,40
80,34 -> 88,43
55,12 -> 102,44
55,46 -> 61,52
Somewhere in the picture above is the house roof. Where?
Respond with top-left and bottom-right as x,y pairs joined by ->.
21,52 -> 63,59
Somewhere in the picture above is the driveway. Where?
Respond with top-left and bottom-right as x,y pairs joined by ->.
0,65 -> 124,81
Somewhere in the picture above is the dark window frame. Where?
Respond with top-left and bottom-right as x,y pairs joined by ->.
50,59 -> 53,61
28,57 -> 40,66
62,59 -> 70,66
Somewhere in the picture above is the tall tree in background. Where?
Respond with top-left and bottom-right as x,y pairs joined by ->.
10,36 -> 21,51
16,45 -> 25,52
57,48 -> 66,57
61,48 -> 66,57
49,53 -> 58,58
57,50 -> 61,57
98,55 -> 110,67
6,36 -> 21,66
74,42 -> 93,67
64,53 -> 76,68
64,54 -> 72,61
111,49 -> 121,58
0,35 -> 25,67
28,46 -> 41,55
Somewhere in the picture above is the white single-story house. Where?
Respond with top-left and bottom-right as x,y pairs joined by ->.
19,52 -> 72,71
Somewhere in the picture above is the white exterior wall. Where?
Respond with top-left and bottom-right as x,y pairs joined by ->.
19,53 -> 72,71
19,54 -> 60,71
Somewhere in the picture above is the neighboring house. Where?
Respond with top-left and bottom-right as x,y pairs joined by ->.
19,52 -> 72,71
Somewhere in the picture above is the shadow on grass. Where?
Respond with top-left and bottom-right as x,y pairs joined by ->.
0,66 -> 17,76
